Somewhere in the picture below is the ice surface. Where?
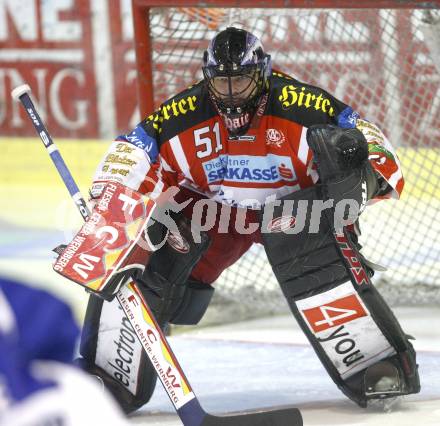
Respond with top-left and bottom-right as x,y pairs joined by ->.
129,310 -> 440,426
1,225 -> 439,426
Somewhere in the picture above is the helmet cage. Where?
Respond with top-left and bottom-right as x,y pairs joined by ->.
202,62 -> 266,114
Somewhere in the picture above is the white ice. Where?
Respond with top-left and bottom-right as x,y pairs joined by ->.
0,227 -> 439,426
129,308 -> 440,426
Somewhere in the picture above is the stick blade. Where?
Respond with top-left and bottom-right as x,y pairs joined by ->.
201,407 -> 302,426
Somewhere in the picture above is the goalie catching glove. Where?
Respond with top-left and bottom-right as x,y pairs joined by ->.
306,125 -> 379,229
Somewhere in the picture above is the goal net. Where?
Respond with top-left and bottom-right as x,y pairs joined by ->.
132,4 -> 440,318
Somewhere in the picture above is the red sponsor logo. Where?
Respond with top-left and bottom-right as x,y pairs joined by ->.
256,93 -> 269,118
302,294 -> 367,333
267,215 -> 296,233
128,295 -> 138,306
278,163 -> 294,180
146,329 -> 157,344
266,128 -> 285,147
166,367 -> 181,389
167,231 -> 190,253
335,233 -> 370,286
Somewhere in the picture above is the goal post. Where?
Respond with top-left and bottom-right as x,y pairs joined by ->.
130,1 -> 440,317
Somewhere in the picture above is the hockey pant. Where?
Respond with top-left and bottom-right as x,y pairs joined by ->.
259,186 -> 420,407
77,213 -> 211,413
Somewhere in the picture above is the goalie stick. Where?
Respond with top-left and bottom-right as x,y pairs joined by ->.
12,84 -> 303,426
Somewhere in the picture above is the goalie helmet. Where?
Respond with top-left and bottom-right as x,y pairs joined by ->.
203,27 -> 271,136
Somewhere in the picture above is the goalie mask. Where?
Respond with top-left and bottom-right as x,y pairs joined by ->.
203,27 -> 271,136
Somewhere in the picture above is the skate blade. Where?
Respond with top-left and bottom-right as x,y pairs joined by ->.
365,361 -> 402,397
368,396 -> 402,412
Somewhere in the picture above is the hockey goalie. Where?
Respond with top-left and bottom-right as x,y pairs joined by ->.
56,27 -> 420,413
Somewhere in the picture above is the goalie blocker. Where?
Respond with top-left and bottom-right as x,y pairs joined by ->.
52,182 -> 158,301
258,125 -> 420,406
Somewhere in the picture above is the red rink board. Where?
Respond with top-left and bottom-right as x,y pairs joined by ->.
0,4 -> 437,145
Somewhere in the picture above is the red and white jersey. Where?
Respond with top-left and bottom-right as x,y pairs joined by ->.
95,71 -> 403,209
155,109 -> 317,209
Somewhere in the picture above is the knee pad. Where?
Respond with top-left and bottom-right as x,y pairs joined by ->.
259,188 -> 420,407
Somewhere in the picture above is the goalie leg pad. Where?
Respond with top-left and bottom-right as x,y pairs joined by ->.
259,188 -> 420,407
171,279 -> 215,325
78,294 -> 157,414
78,213 -> 211,413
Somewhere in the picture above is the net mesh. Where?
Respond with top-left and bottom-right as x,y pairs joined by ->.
145,8 -> 440,314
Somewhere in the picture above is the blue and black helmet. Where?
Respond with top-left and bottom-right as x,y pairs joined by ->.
203,27 -> 271,119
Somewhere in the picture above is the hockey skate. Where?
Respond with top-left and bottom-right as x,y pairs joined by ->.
364,361 -> 403,411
